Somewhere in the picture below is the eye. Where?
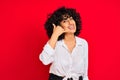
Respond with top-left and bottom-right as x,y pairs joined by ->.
62,20 -> 67,23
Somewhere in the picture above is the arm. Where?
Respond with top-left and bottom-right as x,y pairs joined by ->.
39,42 -> 55,65
83,40 -> 89,80
39,24 -> 66,65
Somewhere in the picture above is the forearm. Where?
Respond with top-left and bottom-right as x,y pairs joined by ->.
40,34 -> 58,65
48,34 -> 59,49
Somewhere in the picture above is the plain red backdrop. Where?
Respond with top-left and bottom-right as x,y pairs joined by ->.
0,0 -> 120,80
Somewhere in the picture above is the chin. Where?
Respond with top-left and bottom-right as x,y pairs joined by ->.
71,30 -> 76,33
67,31 -> 75,34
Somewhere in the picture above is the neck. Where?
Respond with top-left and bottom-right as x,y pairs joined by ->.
64,33 -> 75,41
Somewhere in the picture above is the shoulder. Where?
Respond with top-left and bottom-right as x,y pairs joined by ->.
75,36 -> 88,46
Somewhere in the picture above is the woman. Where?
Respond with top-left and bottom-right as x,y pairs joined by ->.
39,6 -> 89,80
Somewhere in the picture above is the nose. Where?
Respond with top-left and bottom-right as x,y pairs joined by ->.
68,19 -> 72,24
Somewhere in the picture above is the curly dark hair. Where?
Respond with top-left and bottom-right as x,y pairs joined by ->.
44,6 -> 82,41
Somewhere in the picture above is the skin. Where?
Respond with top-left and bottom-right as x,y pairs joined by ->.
48,17 -> 76,53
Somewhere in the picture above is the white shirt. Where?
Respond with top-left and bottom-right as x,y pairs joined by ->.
39,36 -> 89,80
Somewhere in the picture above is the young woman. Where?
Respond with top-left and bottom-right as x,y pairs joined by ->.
39,7 -> 89,80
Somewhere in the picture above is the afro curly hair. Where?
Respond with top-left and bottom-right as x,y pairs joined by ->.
44,6 -> 82,41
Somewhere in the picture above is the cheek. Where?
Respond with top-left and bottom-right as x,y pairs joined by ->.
73,20 -> 76,25
61,24 -> 68,29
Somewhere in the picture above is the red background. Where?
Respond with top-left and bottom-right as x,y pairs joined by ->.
0,0 -> 120,80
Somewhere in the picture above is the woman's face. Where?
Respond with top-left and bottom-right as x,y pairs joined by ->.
60,15 -> 76,34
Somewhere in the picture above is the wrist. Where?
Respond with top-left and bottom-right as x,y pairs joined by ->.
48,34 -> 58,49
51,33 -> 59,39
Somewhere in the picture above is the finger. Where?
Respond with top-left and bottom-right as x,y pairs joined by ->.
52,23 -> 56,27
52,24 -> 56,30
64,29 -> 70,33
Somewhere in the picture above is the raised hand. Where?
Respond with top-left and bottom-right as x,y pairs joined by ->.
52,24 -> 66,38
48,24 -> 67,49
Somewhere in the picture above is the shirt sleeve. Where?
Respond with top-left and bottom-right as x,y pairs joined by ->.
39,42 -> 55,65
83,40 -> 89,80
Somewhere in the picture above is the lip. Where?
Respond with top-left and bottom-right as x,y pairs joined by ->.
68,25 -> 75,30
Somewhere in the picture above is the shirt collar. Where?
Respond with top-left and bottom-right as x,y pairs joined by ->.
57,36 -> 83,46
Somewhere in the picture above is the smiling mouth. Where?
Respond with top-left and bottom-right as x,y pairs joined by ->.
68,25 -> 75,30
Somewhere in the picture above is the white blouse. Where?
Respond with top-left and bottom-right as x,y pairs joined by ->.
39,36 -> 89,80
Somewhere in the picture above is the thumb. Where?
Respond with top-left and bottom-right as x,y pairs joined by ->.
52,23 -> 56,29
